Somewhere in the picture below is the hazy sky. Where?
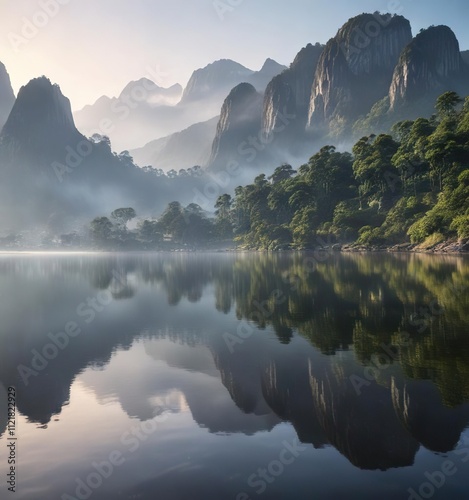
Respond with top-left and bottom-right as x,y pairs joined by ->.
1,0 -> 468,110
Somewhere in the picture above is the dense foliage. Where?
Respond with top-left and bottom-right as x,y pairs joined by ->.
88,92 -> 469,251
216,92 -> 469,250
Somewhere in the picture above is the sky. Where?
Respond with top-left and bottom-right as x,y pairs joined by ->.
0,0 -> 468,110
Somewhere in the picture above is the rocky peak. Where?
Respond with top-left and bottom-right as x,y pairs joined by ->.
262,43 -> 324,142
260,58 -> 285,73
119,79 -> 182,106
389,26 -> 467,110
180,59 -> 254,104
2,77 -> 77,138
0,77 -> 83,160
248,58 -> 288,92
308,13 -> 412,134
0,62 -> 15,131
209,82 -> 263,170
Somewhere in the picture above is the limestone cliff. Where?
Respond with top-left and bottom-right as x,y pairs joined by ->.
308,13 -> 412,135
262,43 -> 324,145
209,83 -> 263,170
0,62 -> 15,131
389,25 -> 468,110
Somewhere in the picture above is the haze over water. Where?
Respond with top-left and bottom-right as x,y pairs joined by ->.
0,252 -> 468,499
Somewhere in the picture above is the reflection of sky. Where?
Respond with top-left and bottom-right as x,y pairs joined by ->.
0,254 -> 468,499
1,351 -> 468,500
80,338 -> 280,433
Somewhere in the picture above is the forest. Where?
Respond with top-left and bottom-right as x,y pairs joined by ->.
88,92 -> 469,251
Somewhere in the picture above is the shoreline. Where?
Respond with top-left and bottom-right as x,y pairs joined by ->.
0,239 -> 468,256
340,238 -> 469,255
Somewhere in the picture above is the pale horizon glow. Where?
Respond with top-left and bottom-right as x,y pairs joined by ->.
0,0 -> 468,110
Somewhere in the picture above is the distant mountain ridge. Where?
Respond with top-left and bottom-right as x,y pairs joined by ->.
0,77 -> 207,230
73,58 -> 286,151
130,117 -> 219,171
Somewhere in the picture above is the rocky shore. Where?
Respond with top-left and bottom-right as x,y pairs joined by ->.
341,239 -> 469,254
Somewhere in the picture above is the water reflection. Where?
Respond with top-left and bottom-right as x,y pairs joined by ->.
0,252 -> 468,491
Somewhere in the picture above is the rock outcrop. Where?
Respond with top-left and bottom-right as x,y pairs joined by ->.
461,50 -> 469,66
1,76 -> 82,158
262,43 -> 324,146
0,62 -> 15,132
389,26 -> 468,111
308,13 -> 412,135
209,83 -> 263,170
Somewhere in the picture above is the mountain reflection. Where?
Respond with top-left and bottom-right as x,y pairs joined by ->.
0,252 -> 468,471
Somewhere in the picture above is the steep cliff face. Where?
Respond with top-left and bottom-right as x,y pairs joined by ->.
391,378 -> 469,453
262,43 -> 324,144
1,76 -> 80,152
308,13 -> 412,134
0,62 -> 15,131
248,58 -> 288,92
209,83 -> 263,170
389,26 -> 468,110
461,50 -> 469,66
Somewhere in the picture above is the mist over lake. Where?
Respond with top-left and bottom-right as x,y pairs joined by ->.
0,252 -> 468,499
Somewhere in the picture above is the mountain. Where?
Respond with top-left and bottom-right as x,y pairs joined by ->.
246,58 -> 288,92
209,83 -> 263,170
308,13 -> 412,136
262,43 -> 324,149
0,62 -> 16,131
180,59 -> 255,105
1,76 -> 82,162
74,59 -> 286,152
461,50 -> 469,65
74,79 -> 185,151
0,77 -> 206,231
120,78 -> 182,106
130,116 -> 219,171
389,26 -> 469,111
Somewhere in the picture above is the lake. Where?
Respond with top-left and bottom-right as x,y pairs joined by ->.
0,252 -> 468,500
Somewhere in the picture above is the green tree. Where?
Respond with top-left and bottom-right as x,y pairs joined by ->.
268,164 -> 297,184
111,207 -> 137,228
436,91 -> 463,119
90,217 -> 113,244
215,194 -> 234,239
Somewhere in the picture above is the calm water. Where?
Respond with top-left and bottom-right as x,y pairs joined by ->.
0,252 -> 468,500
